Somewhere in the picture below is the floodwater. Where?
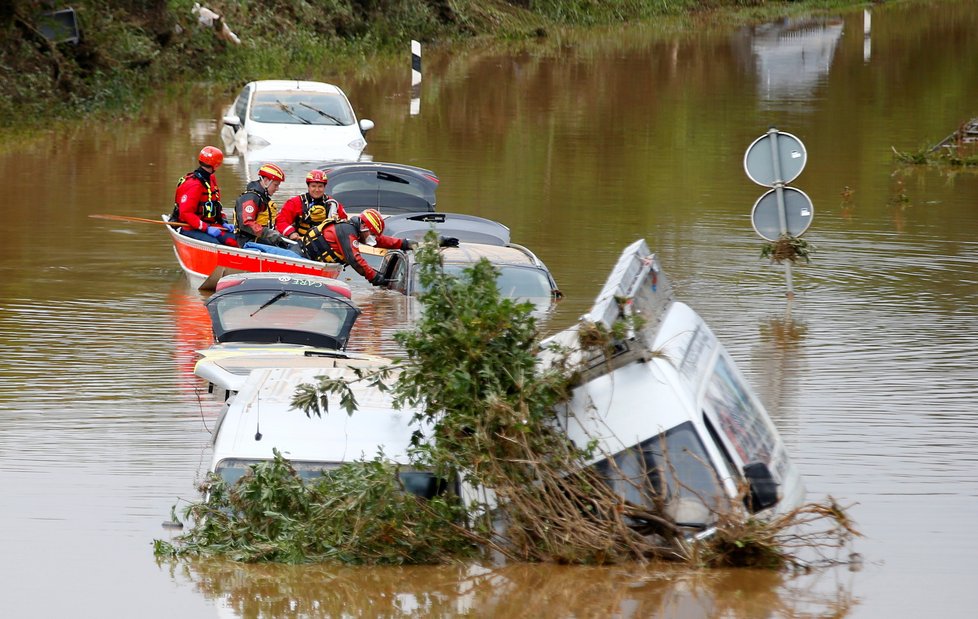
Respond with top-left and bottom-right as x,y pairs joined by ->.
2,0 -> 977,616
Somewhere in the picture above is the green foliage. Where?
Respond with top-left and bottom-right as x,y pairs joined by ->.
892,145 -> 978,167
155,448 -> 475,564
294,233 -> 685,564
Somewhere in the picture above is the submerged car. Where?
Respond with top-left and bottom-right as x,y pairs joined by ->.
319,161 -> 439,215
208,366 -> 449,499
219,80 -> 374,168
194,272 -> 387,400
205,240 -> 804,543
373,212 -> 562,304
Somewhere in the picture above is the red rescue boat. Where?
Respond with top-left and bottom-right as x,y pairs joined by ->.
164,215 -> 342,290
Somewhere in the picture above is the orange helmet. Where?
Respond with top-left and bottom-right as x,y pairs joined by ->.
257,163 -> 285,182
305,169 -> 328,185
358,208 -> 384,236
198,146 -> 224,169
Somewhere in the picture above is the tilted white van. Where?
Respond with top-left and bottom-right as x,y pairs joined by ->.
538,239 -> 804,534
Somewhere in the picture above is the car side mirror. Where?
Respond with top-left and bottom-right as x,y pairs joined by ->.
359,118 -> 375,134
223,114 -> 241,127
742,462 -> 779,512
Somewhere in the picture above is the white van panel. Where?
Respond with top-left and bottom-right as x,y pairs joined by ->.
211,367 -> 419,470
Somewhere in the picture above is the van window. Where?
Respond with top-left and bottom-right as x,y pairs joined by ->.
213,459 -> 452,499
703,355 -> 777,466
592,422 -> 725,528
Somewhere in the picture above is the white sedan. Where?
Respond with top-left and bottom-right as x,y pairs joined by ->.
219,80 -> 375,174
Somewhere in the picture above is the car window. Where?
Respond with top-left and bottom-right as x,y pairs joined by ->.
250,91 -> 355,126
413,264 -> 552,300
211,291 -> 356,339
591,421 -> 725,528
329,171 -> 380,195
384,254 -> 408,293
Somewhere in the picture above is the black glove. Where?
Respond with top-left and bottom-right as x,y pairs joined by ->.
401,239 -> 413,251
371,273 -> 389,287
439,236 -> 459,248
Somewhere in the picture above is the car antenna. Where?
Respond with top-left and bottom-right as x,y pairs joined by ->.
255,395 -> 263,441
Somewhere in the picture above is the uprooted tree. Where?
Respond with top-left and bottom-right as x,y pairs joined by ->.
156,232 -> 859,567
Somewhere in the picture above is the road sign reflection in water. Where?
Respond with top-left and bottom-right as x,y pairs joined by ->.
751,186 -> 814,242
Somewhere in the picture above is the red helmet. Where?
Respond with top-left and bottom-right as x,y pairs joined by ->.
358,208 -> 384,236
257,163 -> 285,182
198,146 -> 224,169
305,169 -> 328,185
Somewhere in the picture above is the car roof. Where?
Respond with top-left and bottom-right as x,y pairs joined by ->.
320,164 -> 440,214
439,243 -> 545,268
383,212 -> 509,245
211,367 -> 420,465
319,161 -> 438,179
211,272 -> 353,297
249,80 -> 343,94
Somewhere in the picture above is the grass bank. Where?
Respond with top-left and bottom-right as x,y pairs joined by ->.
2,0 -> 872,143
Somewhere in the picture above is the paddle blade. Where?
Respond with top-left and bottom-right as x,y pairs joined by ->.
89,214 -> 189,227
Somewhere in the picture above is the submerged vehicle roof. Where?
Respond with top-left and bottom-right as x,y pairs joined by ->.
204,273 -> 359,350
382,212 -> 510,246
318,162 -> 440,215
210,366 -> 419,466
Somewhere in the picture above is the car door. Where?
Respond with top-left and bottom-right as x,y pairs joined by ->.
379,252 -> 409,294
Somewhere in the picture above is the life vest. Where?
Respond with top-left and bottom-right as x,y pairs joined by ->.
170,169 -> 221,222
260,199 -> 278,227
233,183 -> 277,234
294,194 -> 339,237
300,217 -> 349,263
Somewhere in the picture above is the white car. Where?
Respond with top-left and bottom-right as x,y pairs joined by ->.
219,80 -> 375,182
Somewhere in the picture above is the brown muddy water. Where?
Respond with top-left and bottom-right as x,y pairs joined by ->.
2,1 -> 978,616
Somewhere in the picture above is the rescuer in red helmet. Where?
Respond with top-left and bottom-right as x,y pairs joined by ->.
298,208 -> 458,287
232,162 -> 300,256
275,168 -> 348,242
172,146 -> 237,247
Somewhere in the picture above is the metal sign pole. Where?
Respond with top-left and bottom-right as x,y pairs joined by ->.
766,127 -> 795,298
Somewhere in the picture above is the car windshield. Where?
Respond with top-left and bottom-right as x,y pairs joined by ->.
250,91 -> 355,126
211,291 -> 356,339
591,422 -> 726,529
413,264 -> 553,300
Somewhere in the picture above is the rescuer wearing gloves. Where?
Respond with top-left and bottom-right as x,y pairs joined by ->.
299,208 -> 459,287
173,145 -> 237,247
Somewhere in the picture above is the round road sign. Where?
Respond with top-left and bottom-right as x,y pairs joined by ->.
744,130 -> 807,187
751,187 -> 814,241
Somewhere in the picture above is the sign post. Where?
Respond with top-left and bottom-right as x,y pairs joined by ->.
744,128 -> 812,299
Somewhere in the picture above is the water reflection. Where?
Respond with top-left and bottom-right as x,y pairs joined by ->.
169,282 -> 219,400
167,559 -> 855,619
737,16 -> 845,111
